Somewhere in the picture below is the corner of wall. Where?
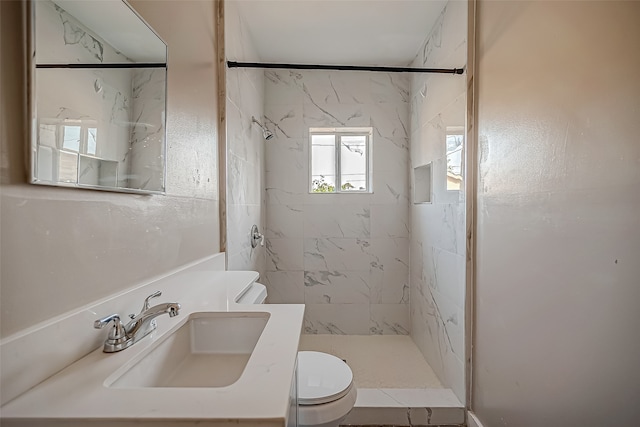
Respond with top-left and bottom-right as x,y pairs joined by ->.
408,0 -> 469,403
467,411 -> 486,427
224,3 -> 267,277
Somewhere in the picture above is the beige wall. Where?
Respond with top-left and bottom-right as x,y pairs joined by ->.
473,1 -> 640,425
0,0 -> 220,338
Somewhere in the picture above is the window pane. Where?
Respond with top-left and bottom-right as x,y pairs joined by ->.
58,150 -> 78,183
446,133 -> 463,191
340,135 -> 367,191
311,134 -> 336,192
446,133 -> 463,154
87,128 -> 98,155
62,125 -> 81,152
38,123 -> 57,148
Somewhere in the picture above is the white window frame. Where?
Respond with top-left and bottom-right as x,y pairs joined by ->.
308,127 -> 373,194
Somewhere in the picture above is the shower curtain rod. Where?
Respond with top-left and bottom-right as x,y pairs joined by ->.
36,63 -> 166,69
227,61 -> 464,75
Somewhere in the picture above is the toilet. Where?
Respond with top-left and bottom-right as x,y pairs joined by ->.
237,282 -> 357,427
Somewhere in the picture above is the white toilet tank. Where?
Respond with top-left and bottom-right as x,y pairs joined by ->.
236,282 -> 267,304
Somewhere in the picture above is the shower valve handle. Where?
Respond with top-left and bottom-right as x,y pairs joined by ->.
251,224 -> 264,248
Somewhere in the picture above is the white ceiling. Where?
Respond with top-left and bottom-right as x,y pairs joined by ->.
233,0 -> 448,66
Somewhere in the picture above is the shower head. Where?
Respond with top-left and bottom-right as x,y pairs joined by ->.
251,116 -> 274,140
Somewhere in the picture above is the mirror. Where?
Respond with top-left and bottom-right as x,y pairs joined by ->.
30,0 -> 167,194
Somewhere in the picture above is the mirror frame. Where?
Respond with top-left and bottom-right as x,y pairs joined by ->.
27,0 -> 168,195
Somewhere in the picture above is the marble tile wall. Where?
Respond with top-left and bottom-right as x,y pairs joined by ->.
128,68 -> 166,191
264,69 -> 411,335
35,0 -> 130,65
225,1 -> 266,275
409,0 -> 467,402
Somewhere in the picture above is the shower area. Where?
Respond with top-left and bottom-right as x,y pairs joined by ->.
224,0 -> 468,422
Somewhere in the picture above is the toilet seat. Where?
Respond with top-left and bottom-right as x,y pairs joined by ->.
298,351 -> 354,405
297,351 -> 358,427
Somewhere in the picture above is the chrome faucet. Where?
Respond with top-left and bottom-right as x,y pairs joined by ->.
94,291 -> 180,353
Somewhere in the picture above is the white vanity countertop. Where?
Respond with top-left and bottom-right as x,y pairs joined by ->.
1,270 -> 304,427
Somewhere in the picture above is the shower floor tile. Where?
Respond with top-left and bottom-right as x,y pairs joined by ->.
299,335 -> 464,426
298,334 -> 443,389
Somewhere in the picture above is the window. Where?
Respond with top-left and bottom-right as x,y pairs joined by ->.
37,118 -> 99,183
310,127 -> 372,193
445,126 -> 464,191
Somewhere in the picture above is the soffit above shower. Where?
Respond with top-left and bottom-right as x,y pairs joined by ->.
232,0 -> 448,67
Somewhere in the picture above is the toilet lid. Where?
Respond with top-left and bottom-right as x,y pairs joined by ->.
297,351 -> 354,405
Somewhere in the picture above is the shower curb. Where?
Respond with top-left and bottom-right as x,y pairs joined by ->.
342,388 -> 465,426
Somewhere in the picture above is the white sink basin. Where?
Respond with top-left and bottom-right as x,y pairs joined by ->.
106,312 -> 270,388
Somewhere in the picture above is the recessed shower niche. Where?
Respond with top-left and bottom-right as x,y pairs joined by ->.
413,163 -> 432,204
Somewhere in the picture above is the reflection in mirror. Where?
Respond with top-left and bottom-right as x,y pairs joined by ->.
31,0 -> 167,194
446,126 -> 464,191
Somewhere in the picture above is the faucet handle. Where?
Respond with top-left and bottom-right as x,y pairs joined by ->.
94,314 -> 127,341
251,224 -> 265,248
143,291 -> 162,311
94,314 -> 132,353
